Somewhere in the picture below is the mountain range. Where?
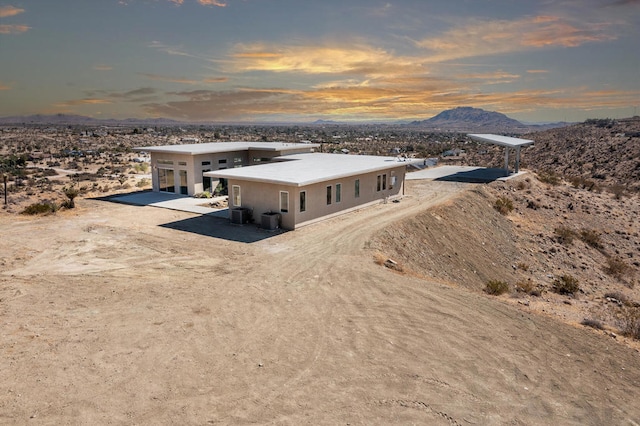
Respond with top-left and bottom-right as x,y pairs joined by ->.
0,108 -> 571,132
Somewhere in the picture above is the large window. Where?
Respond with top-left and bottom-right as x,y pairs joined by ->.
300,191 -> 306,212
280,191 -> 289,213
202,170 -> 212,192
232,185 -> 241,206
326,185 -> 332,205
377,175 -> 381,192
355,179 -> 360,198
336,183 -> 342,203
158,168 -> 174,192
382,174 -> 387,190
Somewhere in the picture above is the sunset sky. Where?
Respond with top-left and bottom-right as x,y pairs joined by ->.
1,0 -> 639,123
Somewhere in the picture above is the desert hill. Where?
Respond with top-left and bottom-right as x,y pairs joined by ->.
523,117 -> 640,192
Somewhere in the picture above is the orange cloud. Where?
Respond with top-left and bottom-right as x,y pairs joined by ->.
139,73 -> 200,85
203,77 -> 229,83
0,82 -> 10,90
0,24 -> 30,34
0,5 -> 24,18
416,15 -> 616,61
198,0 -> 227,6
54,98 -> 112,108
527,69 -> 549,74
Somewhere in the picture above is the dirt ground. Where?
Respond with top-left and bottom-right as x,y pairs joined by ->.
1,180 -> 639,425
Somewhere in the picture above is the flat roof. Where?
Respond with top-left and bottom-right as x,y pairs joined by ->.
467,134 -> 534,148
133,141 -> 321,155
204,153 -> 409,187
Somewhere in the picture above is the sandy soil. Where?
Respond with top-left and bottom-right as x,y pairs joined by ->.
1,180 -> 639,425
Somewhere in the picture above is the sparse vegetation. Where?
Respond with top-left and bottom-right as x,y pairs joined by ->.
493,196 -> 513,215
615,306 -> 640,340
485,280 -> 509,295
554,226 -> 576,245
21,201 -> 58,215
604,257 -> 631,280
552,274 -> 580,295
194,191 -> 213,198
515,280 -> 537,295
538,170 -> 560,185
62,185 -> 79,209
579,229 -> 603,249
581,318 -> 604,330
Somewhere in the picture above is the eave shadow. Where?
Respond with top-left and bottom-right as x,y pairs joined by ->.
159,213 -> 288,243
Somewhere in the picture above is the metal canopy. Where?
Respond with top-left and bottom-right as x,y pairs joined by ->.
467,133 -> 535,175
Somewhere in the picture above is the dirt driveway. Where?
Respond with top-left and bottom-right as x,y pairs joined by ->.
1,180 -> 639,424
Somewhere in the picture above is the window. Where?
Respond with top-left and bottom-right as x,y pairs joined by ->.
300,191 -> 306,212
179,170 -> 188,195
336,183 -> 342,203
158,168 -> 175,192
390,176 -> 397,189
326,185 -> 332,205
202,170 -> 212,193
178,161 -> 187,166
382,174 -> 387,190
201,161 -> 211,166
218,159 -> 227,164
157,159 -> 173,165
232,185 -> 241,206
280,191 -> 289,213
377,175 -> 381,192
355,179 -> 360,198
234,157 -> 243,164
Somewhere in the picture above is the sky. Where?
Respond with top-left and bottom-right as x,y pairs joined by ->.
0,0 -> 639,123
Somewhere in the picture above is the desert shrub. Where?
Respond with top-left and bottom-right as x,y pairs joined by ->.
552,274 -> 580,295
604,257 -> 631,279
494,196 -> 514,215
194,191 -> 212,199
485,280 -> 509,295
581,318 -> 604,330
615,306 -> 640,340
609,184 -> 626,200
21,201 -> 57,215
62,185 -> 79,209
517,262 -> 530,271
579,229 -> 603,249
554,226 -> 576,245
136,178 -> 150,188
515,280 -> 535,294
604,291 -> 631,306
538,170 -> 560,185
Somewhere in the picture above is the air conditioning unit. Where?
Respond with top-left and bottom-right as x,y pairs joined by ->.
231,207 -> 249,224
261,212 -> 280,230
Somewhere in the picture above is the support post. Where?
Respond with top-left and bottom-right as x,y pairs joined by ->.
504,148 -> 510,176
515,146 -> 521,173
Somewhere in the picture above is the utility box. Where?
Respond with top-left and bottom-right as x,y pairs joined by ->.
261,212 -> 280,230
231,207 -> 250,224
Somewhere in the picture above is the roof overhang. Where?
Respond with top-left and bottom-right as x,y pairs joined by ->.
467,133 -> 534,148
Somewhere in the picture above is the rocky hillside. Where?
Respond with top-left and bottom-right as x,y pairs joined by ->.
523,117 -> 640,192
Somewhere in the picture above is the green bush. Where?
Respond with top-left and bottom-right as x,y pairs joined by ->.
552,274 -> 580,295
194,191 -> 212,199
494,196 -> 514,215
485,280 -> 509,295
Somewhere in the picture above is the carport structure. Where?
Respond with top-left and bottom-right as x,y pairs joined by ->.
468,133 -> 534,176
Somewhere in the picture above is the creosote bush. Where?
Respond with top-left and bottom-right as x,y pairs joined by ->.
494,196 -> 514,215
604,257 -> 631,279
21,201 -> 58,215
579,229 -> 603,249
552,274 -> 580,295
615,306 -> 640,340
581,318 -> 604,330
485,280 -> 509,295
554,226 -> 576,245
538,170 -> 560,186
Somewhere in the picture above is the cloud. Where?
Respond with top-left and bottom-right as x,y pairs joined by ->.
227,42 -> 423,77
198,0 -> 227,6
457,71 -> 521,83
139,73 -> 201,85
0,82 -> 10,90
0,5 -> 24,18
527,69 -> 549,74
203,77 -> 229,83
54,98 -> 112,108
416,15 -> 617,61
0,24 -> 30,34
93,65 -> 113,71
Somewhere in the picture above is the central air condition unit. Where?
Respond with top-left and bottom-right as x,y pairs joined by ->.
261,212 -> 280,230
231,207 -> 249,224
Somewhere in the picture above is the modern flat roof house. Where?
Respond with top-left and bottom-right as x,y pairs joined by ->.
133,142 -> 320,196
205,153 -> 407,230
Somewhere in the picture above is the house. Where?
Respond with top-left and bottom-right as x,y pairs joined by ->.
204,152 -> 407,230
133,142 -> 319,196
